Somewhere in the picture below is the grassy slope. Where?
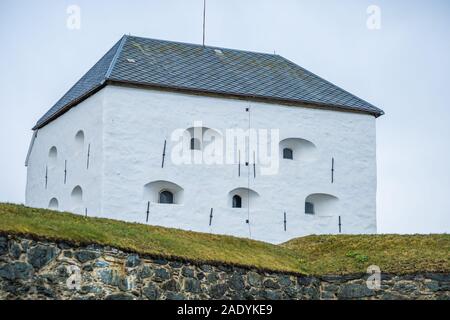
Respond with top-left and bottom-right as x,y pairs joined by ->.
0,203 -> 302,273
0,203 -> 449,275
283,235 -> 450,275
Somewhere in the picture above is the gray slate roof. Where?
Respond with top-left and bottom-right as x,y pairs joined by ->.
34,35 -> 383,129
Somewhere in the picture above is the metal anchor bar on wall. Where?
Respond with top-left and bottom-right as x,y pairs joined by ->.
146,201 -> 150,222
64,160 -> 67,184
209,208 -> 213,226
331,157 -> 335,183
86,144 -> 91,169
161,140 -> 167,168
45,165 -> 48,189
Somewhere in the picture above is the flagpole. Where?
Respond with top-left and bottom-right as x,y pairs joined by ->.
202,0 -> 206,46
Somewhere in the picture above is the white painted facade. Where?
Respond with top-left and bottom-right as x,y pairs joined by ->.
26,85 -> 377,244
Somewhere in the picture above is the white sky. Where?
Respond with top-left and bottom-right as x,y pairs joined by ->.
1,0 -> 449,233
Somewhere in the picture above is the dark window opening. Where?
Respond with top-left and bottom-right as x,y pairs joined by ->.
232,195 -> 242,208
159,190 -> 174,204
305,201 -> 314,214
190,138 -> 201,150
283,148 -> 293,160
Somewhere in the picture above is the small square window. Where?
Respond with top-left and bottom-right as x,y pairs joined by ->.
283,148 -> 293,160
232,195 -> 242,208
305,202 -> 314,214
190,138 -> 201,150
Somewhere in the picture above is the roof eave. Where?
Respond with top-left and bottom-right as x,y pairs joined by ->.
33,79 -> 383,130
32,82 -> 107,130
106,79 -> 384,118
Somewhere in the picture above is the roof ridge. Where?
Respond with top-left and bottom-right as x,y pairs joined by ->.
126,34 -> 277,57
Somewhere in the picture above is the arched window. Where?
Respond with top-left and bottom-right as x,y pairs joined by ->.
190,138 -> 201,150
283,148 -> 293,160
48,198 -> 59,210
144,180 -> 184,204
305,201 -> 314,215
305,193 -> 339,217
228,188 -> 259,209
159,190 -> 174,204
232,195 -> 242,208
279,138 -> 317,162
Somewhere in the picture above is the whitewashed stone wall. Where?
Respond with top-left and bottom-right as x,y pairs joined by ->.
26,85 -> 377,243
25,90 -> 105,217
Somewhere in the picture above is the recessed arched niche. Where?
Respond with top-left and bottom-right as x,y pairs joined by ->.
143,180 -> 184,204
184,126 -> 223,152
75,130 -> 85,153
304,193 -> 338,217
71,185 -> 83,206
228,187 -> 260,209
48,197 -> 59,210
48,146 -> 58,165
279,138 -> 317,162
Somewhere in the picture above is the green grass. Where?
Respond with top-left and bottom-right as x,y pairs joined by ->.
1,203 -> 449,275
283,234 -> 450,274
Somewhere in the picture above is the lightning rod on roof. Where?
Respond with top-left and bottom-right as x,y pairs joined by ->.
202,0 -> 206,47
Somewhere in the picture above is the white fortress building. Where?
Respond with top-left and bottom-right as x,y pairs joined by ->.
25,35 -> 384,244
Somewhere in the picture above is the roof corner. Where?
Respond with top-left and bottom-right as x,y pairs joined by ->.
105,35 -> 128,80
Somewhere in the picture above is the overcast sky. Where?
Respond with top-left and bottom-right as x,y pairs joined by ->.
1,0 -> 449,234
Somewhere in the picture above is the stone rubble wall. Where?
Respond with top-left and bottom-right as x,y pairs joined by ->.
0,235 -> 448,300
